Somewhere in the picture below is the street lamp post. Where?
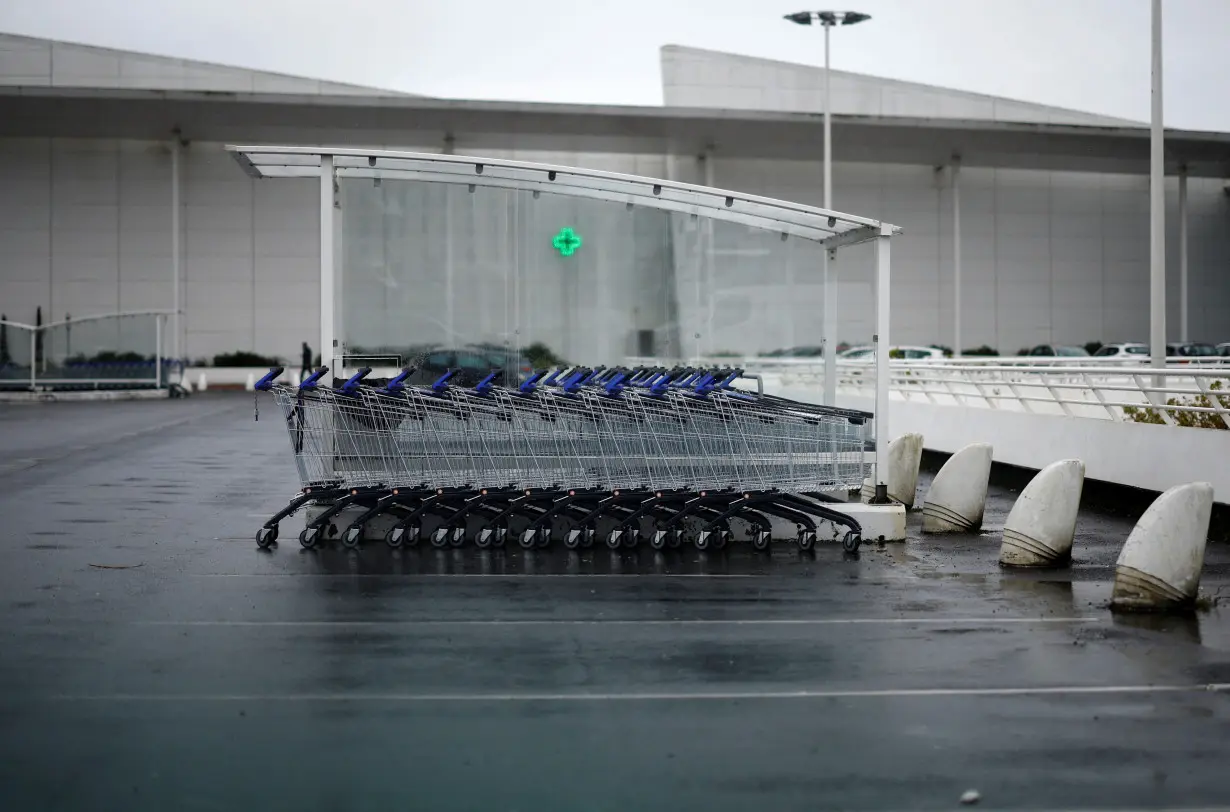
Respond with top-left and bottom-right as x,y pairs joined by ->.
785,10 -> 871,405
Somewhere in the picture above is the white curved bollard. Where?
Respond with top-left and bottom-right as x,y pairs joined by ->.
197,372 -> 208,392
862,432 -> 924,508
290,369 -> 302,387
999,459 -> 1085,567
1112,482 -> 1214,612
922,442 -> 993,533
244,372 -> 256,391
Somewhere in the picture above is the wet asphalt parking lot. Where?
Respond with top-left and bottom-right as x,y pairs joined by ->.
1,394 -> 1229,811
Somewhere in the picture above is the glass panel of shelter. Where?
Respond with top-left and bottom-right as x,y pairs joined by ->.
337,175 -> 868,387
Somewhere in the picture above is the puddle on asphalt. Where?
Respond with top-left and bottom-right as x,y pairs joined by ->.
26,544 -> 67,550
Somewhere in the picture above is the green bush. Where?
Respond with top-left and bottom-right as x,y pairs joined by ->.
928,344 -> 955,357
962,345 -> 999,357
1123,380 -> 1229,430
1084,341 -> 1104,356
523,342 -> 565,368
212,351 -> 282,367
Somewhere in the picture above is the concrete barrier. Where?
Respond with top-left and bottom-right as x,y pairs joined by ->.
1112,482 -> 1214,612
922,442 -> 993,533
196,372 -> 207,392
999,459 -> 1085,567
861,432 -> 924,508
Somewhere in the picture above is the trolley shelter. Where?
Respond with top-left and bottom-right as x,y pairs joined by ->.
228,146 -> 900,548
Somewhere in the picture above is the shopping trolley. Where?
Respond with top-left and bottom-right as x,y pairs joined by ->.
252,362 -> 872,553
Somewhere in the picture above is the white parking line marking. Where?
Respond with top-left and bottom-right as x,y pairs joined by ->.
190,573 -> 759,579
49,684 -> 1230,703
134,617 -> 1102,628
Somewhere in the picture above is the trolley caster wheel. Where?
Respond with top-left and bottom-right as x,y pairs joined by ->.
256,526 -> 278,549
695,531 -> 713,551
622,529 -> 639,549
713,529 -> 731,550
580,527 -> 595,548
797,529 -> 817,552
431,527 -> 451,548
535,528 -> 552,548
751,529 -> 771,552
606,529 -> 625,550
299,526 -> 321,550
650,530 -> 669,551
520,528 -> 544,549
448,527 -> 466,548
341,526 -> 362,549
385,525 -> 405,549
842,530 -> 862,553
666,530 -> 682,549
564,528 -> 585,550
477,527 -> 505,549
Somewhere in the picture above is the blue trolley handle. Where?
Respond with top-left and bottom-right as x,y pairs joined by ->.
338,367 -> 372,396
541,368 -> 564,387
475,369 -> 504,395
300,367 -> 330,390
254,366 -> 284,392
519,369 -> 549,394
431,369 -> 458,394
383,367 -> 415,394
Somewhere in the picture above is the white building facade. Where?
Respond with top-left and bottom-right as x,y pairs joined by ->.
0,33 -> 1226,366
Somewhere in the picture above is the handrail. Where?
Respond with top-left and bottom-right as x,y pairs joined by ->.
40,309 -> 176,331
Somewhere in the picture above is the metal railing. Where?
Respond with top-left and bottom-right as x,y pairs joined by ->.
624,355 -> 1230,429
0,311 -> 177,392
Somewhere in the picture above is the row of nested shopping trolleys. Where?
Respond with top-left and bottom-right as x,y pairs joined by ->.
253,363 -> 873,553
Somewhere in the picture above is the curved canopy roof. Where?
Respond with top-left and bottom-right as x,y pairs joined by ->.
227,145 -> 900,248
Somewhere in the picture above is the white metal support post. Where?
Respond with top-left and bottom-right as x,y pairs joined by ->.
952,158 -> 962,357
1179,164 -> 1188,343
170,138 -> 181,367
320,155 -> 336,372
821,20 -> 838,405
155,314 -> 162,389
1149,0 -> 1166,381
874,228 -> 891,487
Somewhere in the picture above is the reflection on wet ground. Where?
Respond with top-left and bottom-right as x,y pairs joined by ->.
1,394 -> 1229,811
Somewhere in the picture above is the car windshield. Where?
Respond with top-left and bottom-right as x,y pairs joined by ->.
1127,346 -> 1148,354
1056,346 -> 1090,356
1182,344 -> 1218,356
1093,346 -> 1117,356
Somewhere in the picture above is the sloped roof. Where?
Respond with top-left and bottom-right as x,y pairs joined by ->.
0,31 -> 420,97
662,45 -> 1143,128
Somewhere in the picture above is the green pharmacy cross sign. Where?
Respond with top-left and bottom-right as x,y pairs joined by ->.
552,227 -> 583,257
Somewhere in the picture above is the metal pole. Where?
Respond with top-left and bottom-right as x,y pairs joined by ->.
155,314 -> 162,389
823,21 -> 832,209
171,138 -> 181,366
874,230 -> 891,486
1179,165 -> 1188,343
1149,0 -> 1166,379
320,155 -> 336,371
443,134 -> 455,348
703,152 -> 715,359
29,328 -> 35,392
821,22 -> 838,405
952,159 -> 962,357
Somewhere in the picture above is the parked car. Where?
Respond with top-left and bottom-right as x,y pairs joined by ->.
839,345 -> 947,361
409,346 -> 525,387
1026,345 -> 1090,359
1217,343 -> 1230,357
1093,343 -> 1149,363
1166,342 -> 1219,361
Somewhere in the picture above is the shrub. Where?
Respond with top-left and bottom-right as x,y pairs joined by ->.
1084,341 -> 1104,355
1123,380 -> 1229,430
212,351 -> 282,367
929,344 -> 955,357
523,342 -> 565,368
962,345 -> 999,357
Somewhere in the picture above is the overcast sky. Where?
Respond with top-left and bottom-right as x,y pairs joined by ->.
2,0 -> 1228,131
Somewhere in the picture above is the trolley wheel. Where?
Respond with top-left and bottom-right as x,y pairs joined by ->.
448,527 -> 466,548
520,528 -> 540,549
713,530 -> 730,550
649,530 -> 668,551
621,528 -> 639,549
535,528 -> 552,548
842,530 -> 862,553
580,527 -> 595,548
666,530 -> 682,549
299,526 -> 321,550
431,527 -> 450,548
564,528 -> 584,550
256,526 -> 278,549
695,531 -> 713,551
385,525 -> 405,549
606,529 -> 623,550
490,527 -> 507,548
341,526 -> 362,549
475,527 -> 493,549
797,529 -> 817,552
751,529 -> 771,552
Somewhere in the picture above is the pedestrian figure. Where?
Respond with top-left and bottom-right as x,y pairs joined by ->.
301,342 -> 312,379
